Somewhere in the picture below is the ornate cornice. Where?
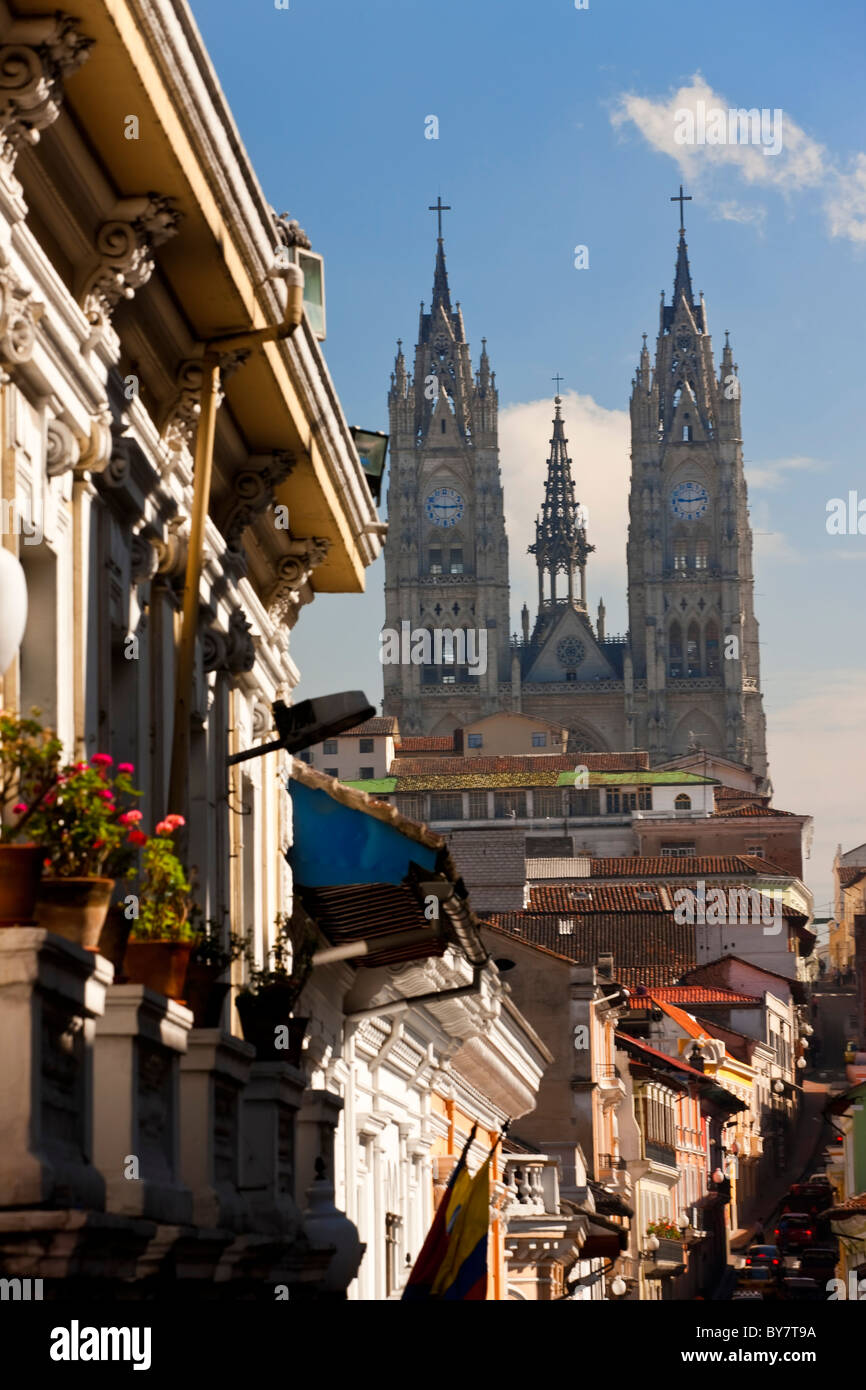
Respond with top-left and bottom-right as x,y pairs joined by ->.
0,261 -> 43,373
81,195 -> 180,334
202,607 -> 255,677
0,11 -> 92,169
266,536 -> 330,624
222,451 -> 295,563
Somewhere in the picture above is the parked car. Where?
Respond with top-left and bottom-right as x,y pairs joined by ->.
775,1213 -> 816,1254
742,1244 -> 782,1272
779,1275 -> 823,1301
798,1244 -> 838,1279
783,1181 -> 834,1215
736,1266 -> 778,1295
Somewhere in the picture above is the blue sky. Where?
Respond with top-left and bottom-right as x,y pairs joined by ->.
191,0 -> 866,915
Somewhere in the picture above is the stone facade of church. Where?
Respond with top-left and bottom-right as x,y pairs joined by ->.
382,218 -> 768,784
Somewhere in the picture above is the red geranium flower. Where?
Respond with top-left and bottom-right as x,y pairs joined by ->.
118,809 -> 143,826
12,802 -> 27,814
127,829 -> 148,847
91,753 -> 113,766
117,762 -> 135,774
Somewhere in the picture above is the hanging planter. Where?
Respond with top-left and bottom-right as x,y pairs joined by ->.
124,815 -> 200,1002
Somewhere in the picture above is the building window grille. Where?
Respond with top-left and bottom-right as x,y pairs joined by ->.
359,737 -> 374,753
323,739 -> 338,754
429,793 -> 463,820
467,733 -> 483,747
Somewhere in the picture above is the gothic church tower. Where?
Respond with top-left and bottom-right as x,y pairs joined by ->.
626,206 -> 768,778
382,222 -> 510,733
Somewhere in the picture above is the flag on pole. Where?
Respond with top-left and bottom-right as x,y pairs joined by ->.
402,1124 -> 477,1301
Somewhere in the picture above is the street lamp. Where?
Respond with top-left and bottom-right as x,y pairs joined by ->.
0,549 -> 27,675
773,1079 -> 784,1095
610,1275 -> 627,1297
350,426 -> 389,505
677,1212 -> 690,1232
796,1056 -> 807,1070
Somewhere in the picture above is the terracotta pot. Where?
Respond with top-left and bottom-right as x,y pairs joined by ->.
124,941 -> 194,1001
0,844 -> 44,926
236,985 -> 307,1062
97,904 -> 133,978
35,875 -> 113,949
183,958 -> 230,1027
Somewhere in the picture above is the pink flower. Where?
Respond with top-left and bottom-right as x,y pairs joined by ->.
155,820 -> 170,836
11,802 -> 27,814
91,753 -> 113,767
92,839 -> 104,850
97,789 -> 114,803
117,762 -> 135,775
164,814 -> 185,830
73,761 -> 88,772
118,809 -> 143,826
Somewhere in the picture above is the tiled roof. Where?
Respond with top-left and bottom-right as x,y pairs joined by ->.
530,883 -> 674,913
651,996 -> 713,1040
715,787 -> 767,803
680,957 -> 799,993
390,752 -> 649,777
628,985 -> 762,1007
341,717 -> 398,736
839,866 -> 866,888
615,1031 -> 710,1081
298,881 -> 447,968
587,855 -> 790,878
714,803 -> 800,818
484,911 -> 695,983
397,735 -> 455,752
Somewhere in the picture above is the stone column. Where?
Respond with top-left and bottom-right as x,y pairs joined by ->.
238,1060 -> 305,1238
179,1028 -> 256,1231
0,929 -> 111,1210
92,984 -> 193,1223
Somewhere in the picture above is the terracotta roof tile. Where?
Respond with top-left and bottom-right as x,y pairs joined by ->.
397,735 -> 455,752
390,752 -> 649,777
628,985 -> 762,1007
839,866 -> 866,888
714,803 -> 800,818
530,883 -> 674,913
483,910 -> 695,984
587,855 -> 790,878
341,717 -> 398,736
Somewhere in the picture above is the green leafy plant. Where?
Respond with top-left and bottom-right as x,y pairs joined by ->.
188,910 -> 245,969
647,1220 -> 682,1242
128,815 -> 197,941
240,909 -> 317,1001
0,710 -> 63,842
26,754 -> 141,877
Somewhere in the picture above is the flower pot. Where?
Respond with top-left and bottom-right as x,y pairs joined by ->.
97,904 -> 134,978
236,986 -> 307,1062
35,875 -> 113,948
124,941 -> 194,1001
183,959 -> 230,1028
0,844 -> 44,926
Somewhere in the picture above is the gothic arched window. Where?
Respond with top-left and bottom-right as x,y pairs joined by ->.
687,621 -> 700,676
669,621 -> 683,679
675,793 -> 692,811
706,620 -> 720,677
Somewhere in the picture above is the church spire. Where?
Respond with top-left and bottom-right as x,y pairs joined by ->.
528,396 -> 595,615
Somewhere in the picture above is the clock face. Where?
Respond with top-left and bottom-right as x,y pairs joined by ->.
670,480 -> 709,521
556,636 -> 586,668
426,487 -> 464,528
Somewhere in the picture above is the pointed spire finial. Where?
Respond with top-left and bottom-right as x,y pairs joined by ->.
671,184 -> 692,233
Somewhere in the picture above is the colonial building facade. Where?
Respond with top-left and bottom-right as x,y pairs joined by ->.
382,213 -> 768,784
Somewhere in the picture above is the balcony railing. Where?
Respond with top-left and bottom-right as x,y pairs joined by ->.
502,1155 -> 559,1218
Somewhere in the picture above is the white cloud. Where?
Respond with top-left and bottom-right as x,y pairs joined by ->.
610,74 -> 864,245
747,455 -> 819,490
499,391 -> 630,635
768,673 -> 866,909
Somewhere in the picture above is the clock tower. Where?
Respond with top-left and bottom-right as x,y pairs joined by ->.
382,218 -> 511,733
626,202 -> 768,777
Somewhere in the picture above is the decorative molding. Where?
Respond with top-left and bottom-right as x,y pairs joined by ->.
0,262 -> 43,371
130,531 -> 160,585
202,608 -> 255,677
265,536 -> 330,624
160,359 -> 209,457
45,415 -> 79,477
0,11 -> 92,169
81,195 -> 180,333
222,451 -> 295,559
74,407 -> 113,475
152,515 -> 188,580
